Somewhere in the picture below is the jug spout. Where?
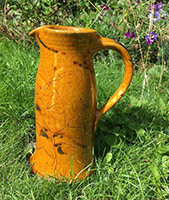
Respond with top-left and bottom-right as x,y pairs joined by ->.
29,27 -> 42,39
29,26 -> 46,47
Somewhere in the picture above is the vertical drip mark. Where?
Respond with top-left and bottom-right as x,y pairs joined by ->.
89,70 -> 97,131
52,53 -> 57,106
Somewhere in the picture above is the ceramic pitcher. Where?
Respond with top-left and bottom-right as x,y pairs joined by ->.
29,25 -> 132,180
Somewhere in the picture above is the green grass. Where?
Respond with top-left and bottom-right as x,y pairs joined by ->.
0,37 -> 169,200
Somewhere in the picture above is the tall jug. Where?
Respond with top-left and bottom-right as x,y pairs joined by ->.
29,25 -> 132,180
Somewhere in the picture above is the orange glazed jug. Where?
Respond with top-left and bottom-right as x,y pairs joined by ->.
29,25 -> 132,180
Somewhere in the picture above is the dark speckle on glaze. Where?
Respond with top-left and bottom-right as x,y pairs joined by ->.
36,104 -> 41,112
57,146 -> 65,154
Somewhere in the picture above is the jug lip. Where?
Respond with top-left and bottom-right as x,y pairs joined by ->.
37,25 -> 97,34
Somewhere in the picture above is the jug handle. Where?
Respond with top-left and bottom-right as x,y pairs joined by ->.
93,37 -> 133,130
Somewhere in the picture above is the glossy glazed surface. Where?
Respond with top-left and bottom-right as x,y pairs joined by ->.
29,25 -> 133,180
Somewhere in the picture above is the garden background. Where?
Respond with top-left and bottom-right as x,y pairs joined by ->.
0,0 -> 169,199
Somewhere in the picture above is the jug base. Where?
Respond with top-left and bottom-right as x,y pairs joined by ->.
30,153 -> 94,181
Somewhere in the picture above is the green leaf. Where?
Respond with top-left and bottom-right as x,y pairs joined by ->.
104,152 -> 113,163
136,128 -> 146,136
127,122 -> 141,132
157,145 -> 169,155
129,96 -> 143,108
108,168 -> 114,174
111,3 -> 119,9
162,156 -> 169,170
103,134 -> 121,147
162,155 -> 169,178
150,165 -> 161,181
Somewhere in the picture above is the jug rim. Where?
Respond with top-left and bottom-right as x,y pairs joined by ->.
44,25 -> 97,34
30,25 -> 97,36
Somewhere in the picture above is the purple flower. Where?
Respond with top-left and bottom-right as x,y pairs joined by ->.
145,32 -> 158,45
162,11 -> 167,19
131,31 -> 136,38
148,2 -> 167,22
101,5 -> 109,10
125,31 -> 136,38
154,11 -> 161,22
149,2 -> 163,12
125,32 -> 131,37
155,2 -> 163,11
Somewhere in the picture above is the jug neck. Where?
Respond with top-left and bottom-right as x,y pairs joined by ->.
29,25 -> 98,50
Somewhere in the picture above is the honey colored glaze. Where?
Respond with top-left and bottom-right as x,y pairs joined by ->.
29,25 -> 132,180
